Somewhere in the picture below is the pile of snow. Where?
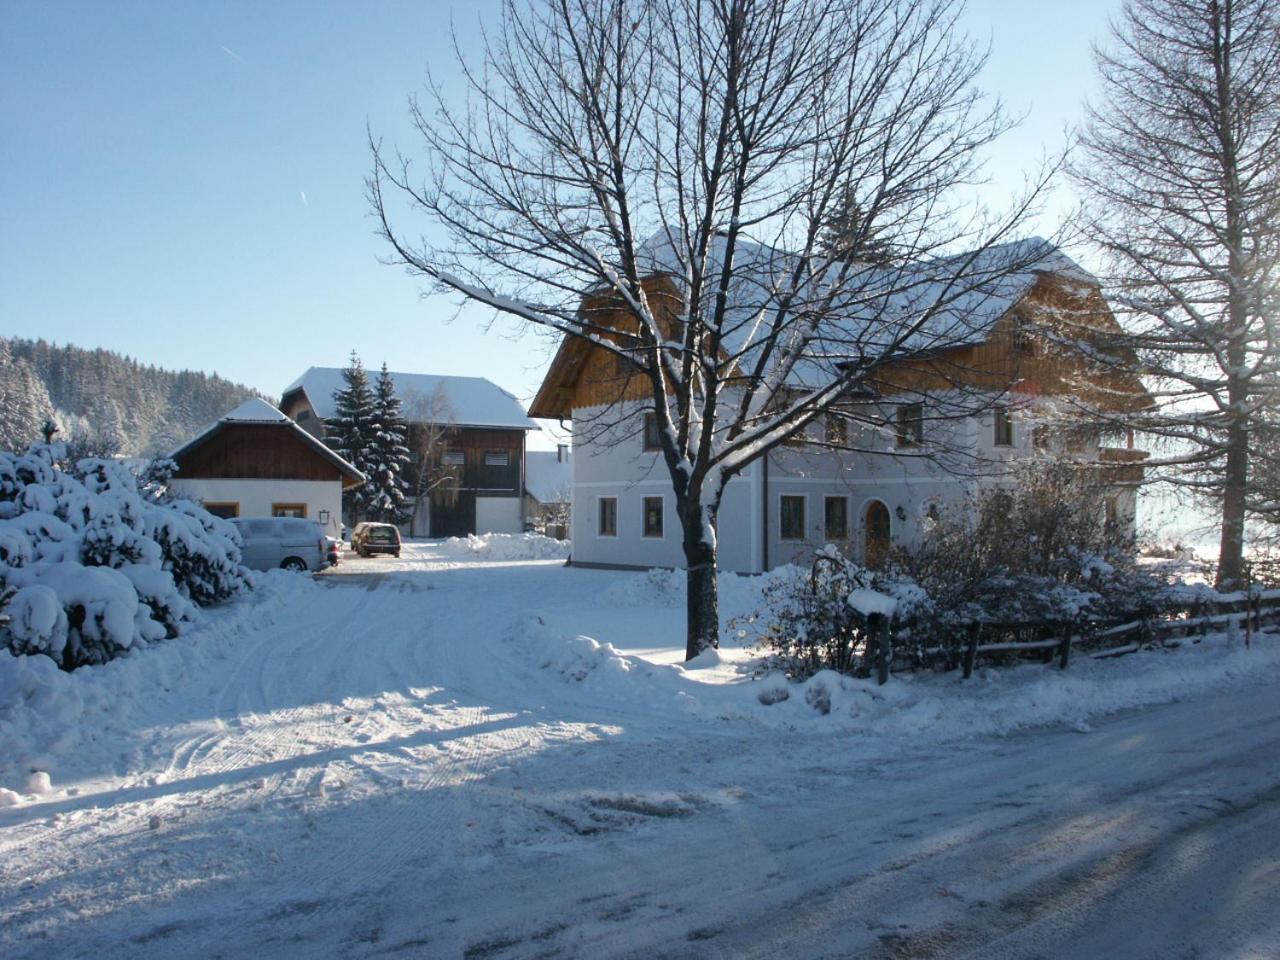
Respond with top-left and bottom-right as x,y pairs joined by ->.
504,601 -> 1280,741
438,532 -> 570,561
600,565 -> 781,610
601,566 -> 685,607
0,444 -> 249,669
0,569 -> 299,794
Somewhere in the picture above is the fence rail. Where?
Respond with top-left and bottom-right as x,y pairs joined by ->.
853,589 -> 1280,686
951,590 -> 1280,681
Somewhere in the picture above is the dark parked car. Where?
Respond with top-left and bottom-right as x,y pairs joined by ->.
351,522 -> 401,558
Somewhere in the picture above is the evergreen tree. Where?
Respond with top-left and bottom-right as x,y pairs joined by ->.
368,363 -> 412,524
327,350 -> 378,524
818,185 -> 897,263
0,338 -> 55,452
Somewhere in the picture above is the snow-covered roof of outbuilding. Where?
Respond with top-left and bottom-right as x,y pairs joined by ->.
221,397 -> 292,423
282,368 -> 539,431
525,450 -> 572,503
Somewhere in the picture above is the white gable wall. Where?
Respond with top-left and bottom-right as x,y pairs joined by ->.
169,478 -> 344,538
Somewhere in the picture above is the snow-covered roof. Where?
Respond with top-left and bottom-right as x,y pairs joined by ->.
282,368 -> 539,431
525,450 -> 572,503
631,230 -> 1095,389
170,400 -> 365,484
221,397 -> 291,424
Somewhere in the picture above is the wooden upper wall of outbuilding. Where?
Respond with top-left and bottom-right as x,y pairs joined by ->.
173,422 -> 364,488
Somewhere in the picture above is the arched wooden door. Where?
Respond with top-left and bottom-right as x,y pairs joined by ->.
864,500 -> 891,569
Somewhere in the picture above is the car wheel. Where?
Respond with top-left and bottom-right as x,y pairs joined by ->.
281,558 -> 308,573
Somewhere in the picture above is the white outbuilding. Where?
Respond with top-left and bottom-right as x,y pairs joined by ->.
168,398 -> 364,539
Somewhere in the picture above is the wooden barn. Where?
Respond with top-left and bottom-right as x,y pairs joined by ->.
168,398 -> 364,539
280,368 -> 539,538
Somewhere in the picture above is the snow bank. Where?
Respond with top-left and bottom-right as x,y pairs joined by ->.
438,532 -> 570,561
0,570 -> 302,795
505,602 -> 1280,742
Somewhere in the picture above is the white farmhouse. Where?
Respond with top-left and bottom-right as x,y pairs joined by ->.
168,398 -> 364,539
529,238 -> 1149,573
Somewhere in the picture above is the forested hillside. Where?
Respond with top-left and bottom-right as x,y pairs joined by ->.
0,337 -> 265,456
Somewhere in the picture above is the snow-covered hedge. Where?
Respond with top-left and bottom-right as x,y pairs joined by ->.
0,444 -> 249,669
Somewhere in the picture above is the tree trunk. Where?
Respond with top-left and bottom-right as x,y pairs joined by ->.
1217,394 -> 1249,590
682,509 -> 720,661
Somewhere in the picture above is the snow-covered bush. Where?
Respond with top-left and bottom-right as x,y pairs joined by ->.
0,444 -> 249,669
733,548 -> 925,679
738,465 -> 1179,679
887,463 -> 1175,660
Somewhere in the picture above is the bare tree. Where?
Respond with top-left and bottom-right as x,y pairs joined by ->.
401,387 -> 460,537
1072,0 -> 1280,589
370,0 -> 1059,657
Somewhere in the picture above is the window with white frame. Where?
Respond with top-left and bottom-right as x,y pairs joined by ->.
484,450 -> 509,467
896,403 -> 924,446
824,496 -> 849,540
780,495 -> 806,540
598,497 -> 618,537
642,496 -> 664,538
643,412 -> 662,451
825,413 -> 848,446
993,405 -> 1013,447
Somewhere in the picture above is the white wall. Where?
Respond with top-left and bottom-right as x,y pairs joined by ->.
567,394 -> 1135,574
170,478 -> 344,538
475,496 -> 523,535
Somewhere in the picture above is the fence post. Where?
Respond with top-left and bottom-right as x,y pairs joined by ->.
962,621 -> 981,680
875,614 -> 891,686
1243,563 -> 1252,650
1058,621 -> 1074,671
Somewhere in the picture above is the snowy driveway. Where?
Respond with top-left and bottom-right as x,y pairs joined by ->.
1,540 -> 1278,959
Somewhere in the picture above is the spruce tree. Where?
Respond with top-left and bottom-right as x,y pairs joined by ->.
818,185 -> 897,263
327,350 -> 377,524
368,363 -> 412,524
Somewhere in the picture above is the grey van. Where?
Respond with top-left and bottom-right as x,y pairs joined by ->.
231,517 -> 328,573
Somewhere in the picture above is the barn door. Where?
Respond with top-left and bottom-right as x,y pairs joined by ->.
430,491 -> 476,538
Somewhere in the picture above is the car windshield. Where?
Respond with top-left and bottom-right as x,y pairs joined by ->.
368,528 -> 396,542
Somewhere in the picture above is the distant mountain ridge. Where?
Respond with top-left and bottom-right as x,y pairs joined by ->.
0,336 -> 267,457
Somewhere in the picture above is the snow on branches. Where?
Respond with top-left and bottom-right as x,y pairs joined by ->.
0,444 -> 249,669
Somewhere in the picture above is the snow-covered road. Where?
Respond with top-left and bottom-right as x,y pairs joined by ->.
2,540 -> 1277,958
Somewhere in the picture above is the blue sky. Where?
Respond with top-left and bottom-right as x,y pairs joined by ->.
2,1 -> 1119,449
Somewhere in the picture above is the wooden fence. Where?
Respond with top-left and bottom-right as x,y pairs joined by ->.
858,588 -> 1280,686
